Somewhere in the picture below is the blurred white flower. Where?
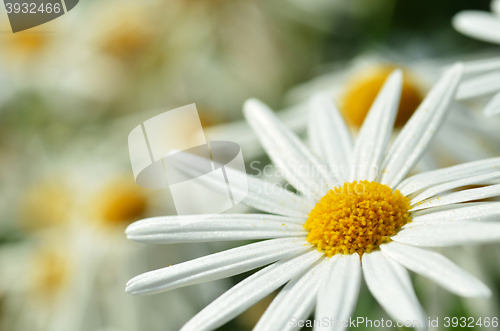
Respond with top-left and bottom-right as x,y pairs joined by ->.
207,52 -> 500,166
0,0 -> 398,124
452,0 -> 500,116
286,53 -> 500,164
0,0 -> 336,123
0,131 -> 231,331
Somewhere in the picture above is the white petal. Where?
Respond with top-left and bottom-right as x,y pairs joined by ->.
463,57 -> 500,75
411,184 -> 500,211
254,257 -> 332,331
126,214 -> 307,243
457,70 -> 500,99
484,91 -> 500,117
493,0 -> 500,15
410,171 -> 500,205
446,103 -> 500,139
308,93 -> 353,183
430,122 -> 496,164
410,202 -> 490,217
180,249 -> 324,331
410,202 -> 489,220
393,222 -> 500,247
363,251 -> 427,331
166,149 -> 314,217
244,99 -> 335,199
413,152 -> 440,174
397,157 -> 500,197
126,238 -> 311,295
243,175 -> 315,218
204,103 -> 308,161
381,242 -> 491,297
410,202 -> 500,224
380,63 -> 464,188
453,11 -> 500,44
349,70 -> 402,182
314,254 -> 361,331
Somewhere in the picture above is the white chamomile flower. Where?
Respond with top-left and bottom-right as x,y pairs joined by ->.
126,63 -> 500,331
452,0 -> 500,116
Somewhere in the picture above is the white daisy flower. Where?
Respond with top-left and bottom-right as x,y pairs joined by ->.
126,63 -> 500,331
452,0 -> 500,116
209,59 -> 500,323
0,133 -> 232,331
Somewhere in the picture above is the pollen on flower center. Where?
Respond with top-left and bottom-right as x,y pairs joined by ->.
341,66 -> 423,128
303,181 -> 411,257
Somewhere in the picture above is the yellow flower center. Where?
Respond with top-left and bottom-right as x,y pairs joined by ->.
103,28 -> 151,61
9,33 -> 48,53
341,66 -> 423,128
31,249 -> 71,300
95,177 -> 148,226
0,21 -> 53,61
304,181 -> 411,257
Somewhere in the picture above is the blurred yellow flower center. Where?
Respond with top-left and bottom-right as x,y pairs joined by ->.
304,181 -> 411,257
341,66 -> 422,128
7,32 -> 49,55
32,250 -> 70,299
96,179 -> 148,226
103,26 -> 151,61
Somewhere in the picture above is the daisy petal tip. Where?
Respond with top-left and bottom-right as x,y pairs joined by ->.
125,219 -> 147,235
124,283 -> 136,294
452,11 -> 500,44
452,11 -> 483,33
449,61 -> 465,77
125,277 -> 136,288
124,224 -> 136,235
383,68 -> 403,92
390,68 -> 403,80
125,234 -> 140,242
125,281 -> 148,296
125,289 -> 141,296
493,0 -> 500,14
462,283 -> 493,298
451,11 -> 466,29
243,98 -> 267,114
475,284 -> 493,299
